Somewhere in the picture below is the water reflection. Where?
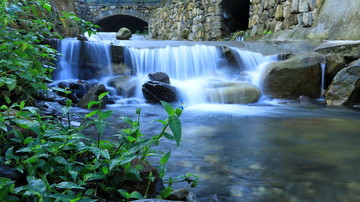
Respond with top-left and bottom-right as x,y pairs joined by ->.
80,103 -> 360,201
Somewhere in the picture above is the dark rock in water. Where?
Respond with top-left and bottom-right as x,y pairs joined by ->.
263,54 -> 323,99
57,81 -> 90,103
78,84 -> 107,109
142,81 -> 178,104
35,89 -> 67,105
108,75 -> 137,97
298,95 -> 312,104
116,27 -> 132,40
78,64 -> 99,80
0,163 -> 25,185
326,59 -> 360,106
167,188 -> 189,201
77,34 -> 88,41
148,72 -> 171,84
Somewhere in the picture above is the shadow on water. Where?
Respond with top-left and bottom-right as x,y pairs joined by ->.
78,103 -> 360,201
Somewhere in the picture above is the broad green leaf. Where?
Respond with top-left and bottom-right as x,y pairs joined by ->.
27,177 -> 46,195
28,121 -> 41,136
69,171 -> 78,182
85,110 -> 98,118
102,167 -> 109,175
5,147 -> 14,161
163,132 -> 175,141
98,92 -> 109,101
88,147 -> 101,160
83,173 -> 105,182
42,3 -> 52,12
54,156 -> 70,166
160,151 -> 171,166
168,116 -> 182,146
175,108 -> 182,117
87,101 -> 99,109
24,137 -> 34,144
0,177 -> 13,200
120,116 -> 133,124
109,154 -> 136,170
117,189 -> 130,198
161,101 -> 175,116
24,153 -> 48,164
56,182 -> 84,190
99,110 -> 112,119
129,191 -> 144,199
128,140 -> 153,154
100,149 -> 110,160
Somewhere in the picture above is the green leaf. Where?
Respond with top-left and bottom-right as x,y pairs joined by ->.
85,110 -> 98,118
175,108 -> 183,117
69,171 -> 78,182
98,91 -> 109,101
117,189 -> 130,198
102,167 -> 109,175
27,177 -> 46,195
161,101 -> 175,116
129,191 -> 144,199
56,182 -> 84,190
87,101 -> 99,109
100,149 -> 110,160
109,154 -> 136,170
42,3 -> 52,12
5,147 -> 14,161
0,177 -> 14,201
120,116 -> 133,124
128,140 -> 153,154
54,156 -> 70,166
99,110 -> 112,119
168,116 -> 182,146
160,151 -> 171,166
83,173 -> 105,182
160,186 -> 173,198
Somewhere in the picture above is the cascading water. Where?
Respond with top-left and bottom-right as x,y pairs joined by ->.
124,45 -> 278,105
320,63 -> 326,99
55,38 -> 113,81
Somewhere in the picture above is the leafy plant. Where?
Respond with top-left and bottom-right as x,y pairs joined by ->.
0,94 -> 196,200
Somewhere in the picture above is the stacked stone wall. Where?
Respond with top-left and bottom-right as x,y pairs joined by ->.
149,0 -> 223,40
249,0 -> 325,36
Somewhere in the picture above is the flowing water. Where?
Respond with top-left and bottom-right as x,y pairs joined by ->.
54,38 -> 360,201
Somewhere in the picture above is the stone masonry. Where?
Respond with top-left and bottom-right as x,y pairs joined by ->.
149,0 -> 223,40
249,0 -> 325,36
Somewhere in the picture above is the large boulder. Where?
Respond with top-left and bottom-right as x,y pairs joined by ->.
204,81 -> 261,104
116,27 -> 132,40
148,72 -> 170,84
108,76 -> 138,98
262,54 -> 323,99
142,81 -> 178,103
326,59 -> 360,106
78,84 -> 107,109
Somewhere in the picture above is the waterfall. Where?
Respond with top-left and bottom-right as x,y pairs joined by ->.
55,38 -> 112,81
320,63 -> 326,99
124,45 -> 277,105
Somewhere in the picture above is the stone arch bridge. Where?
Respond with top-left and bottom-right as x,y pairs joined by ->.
75,0 -> 161,33
75,0 -> 251,40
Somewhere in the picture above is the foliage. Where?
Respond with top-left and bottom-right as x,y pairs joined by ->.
263,29 -> 273,35
0,0 -> 58,105
0,92 -> 196,200
225,30 -> 249,41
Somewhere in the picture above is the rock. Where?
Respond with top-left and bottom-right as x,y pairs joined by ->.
57,81 -> 90,103
263,54 -> 323,99
142,81 -> 178,104
325,53 -> 346,86
204,81 -> 261,104
326,59 -> 360,106
298,95 -> 312,104
77,34 -> 88,41
108,76 -> 138,98
78,84 -> 107,109
167,188 -> 189,201
116,27 -> 132,40
148,72 -> 170,84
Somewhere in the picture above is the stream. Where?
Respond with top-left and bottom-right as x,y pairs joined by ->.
55,34 -> 360,201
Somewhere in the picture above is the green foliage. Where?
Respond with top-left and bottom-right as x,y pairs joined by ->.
0,95 -> 194,200
263,29 -> 273,35
0,0 -> 58,105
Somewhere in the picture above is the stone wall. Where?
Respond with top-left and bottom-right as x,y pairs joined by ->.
248,0 -> 325,37
50,0 -> 80,37
149,0 -> 223,40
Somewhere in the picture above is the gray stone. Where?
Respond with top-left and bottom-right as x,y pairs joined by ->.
326,59 -> 360,106
291,0 -> 300,13
116,27 -> 132,40
274,5 -> 284,20
204,81 -> 261,104
108,76 -> 138,98
148,72 -> 171,84
78,84 -> 107,109
263,54 -> 323,99
302,12 -> 313,27
299,0 -> 310,12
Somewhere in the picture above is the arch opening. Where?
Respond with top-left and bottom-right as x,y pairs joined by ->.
222,0 -> 250,33
96,15 -> 148,33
